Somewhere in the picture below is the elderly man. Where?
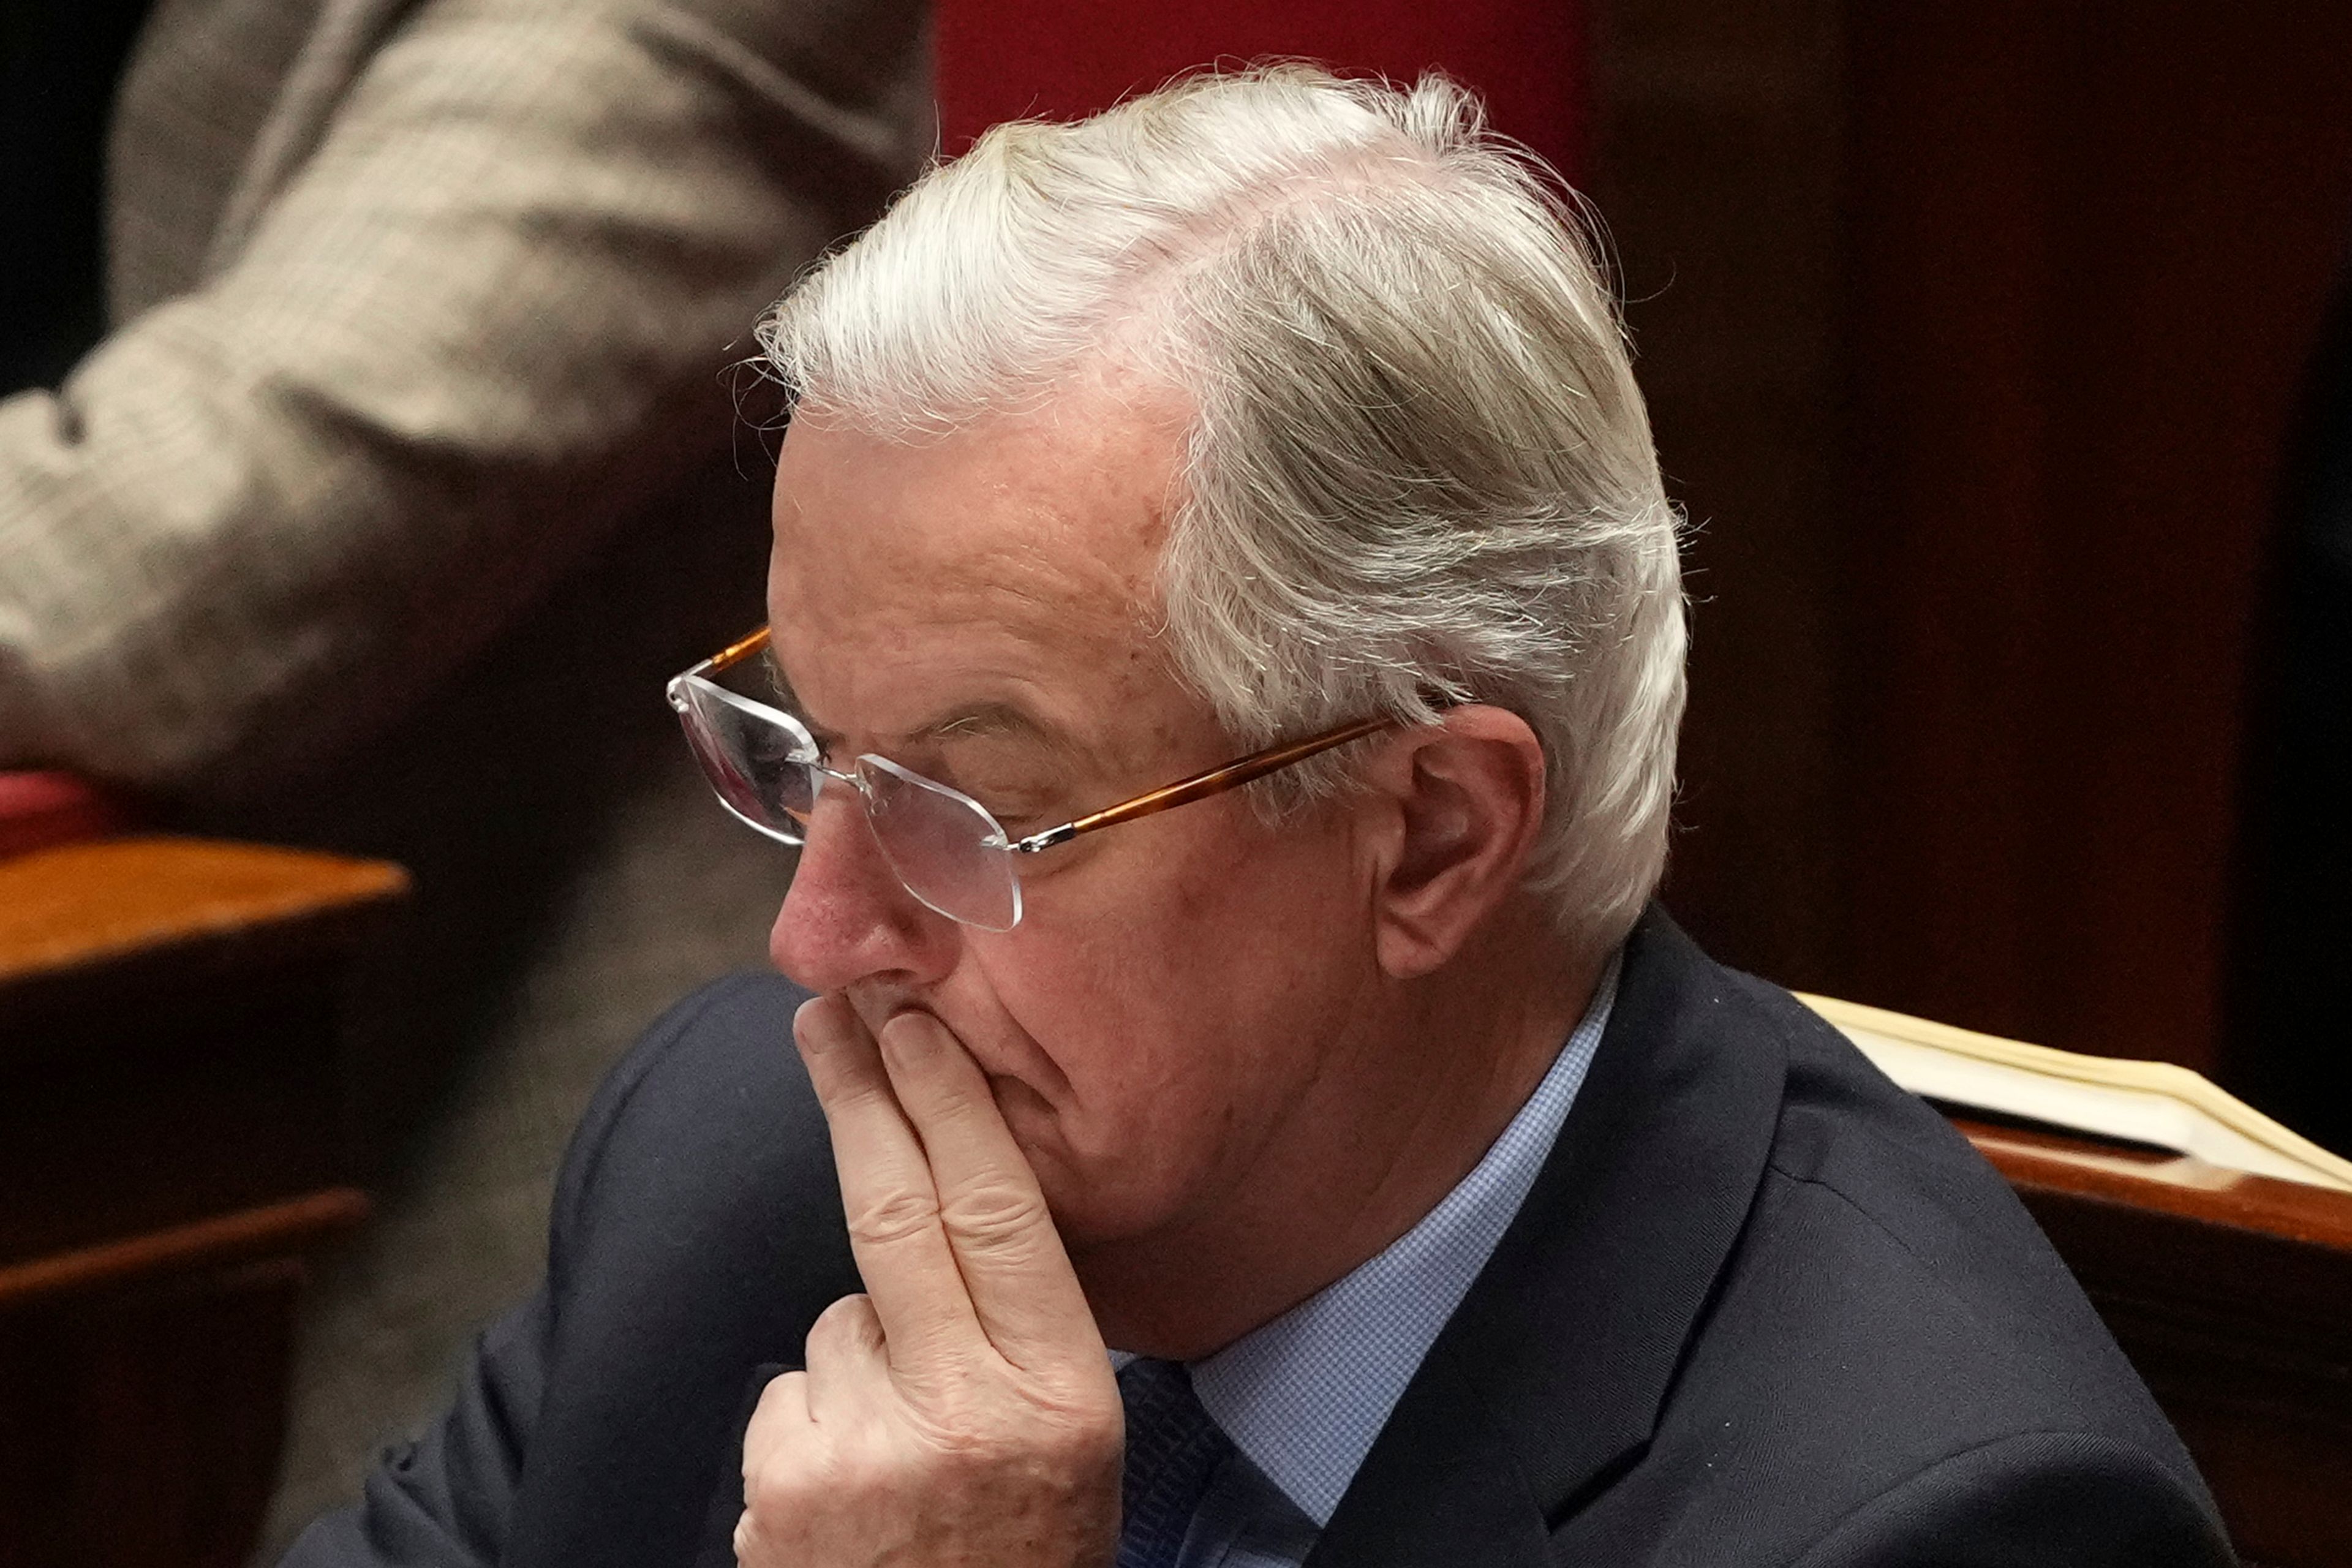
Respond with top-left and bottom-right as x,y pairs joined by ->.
282,67 -> 2233,1568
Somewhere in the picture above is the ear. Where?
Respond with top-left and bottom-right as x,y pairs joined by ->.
1360,705 -> 1548,979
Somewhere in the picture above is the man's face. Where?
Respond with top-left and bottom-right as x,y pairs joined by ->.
763,372 -> 1386,1253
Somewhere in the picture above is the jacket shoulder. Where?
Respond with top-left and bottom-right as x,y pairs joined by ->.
1785,1430 -> 2234,1568
1587,959 -> 2224,1563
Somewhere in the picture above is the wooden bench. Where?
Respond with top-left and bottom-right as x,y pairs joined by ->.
1962,1117 -> 2352,1567
0,833 -> 406,1568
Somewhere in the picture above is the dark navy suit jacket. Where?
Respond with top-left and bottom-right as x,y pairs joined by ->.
283,911 -> 2236,1567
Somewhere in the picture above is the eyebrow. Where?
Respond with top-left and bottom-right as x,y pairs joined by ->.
924,701 -> 1060,745
759,641 -> 1084,761
785,685 -> 1077,763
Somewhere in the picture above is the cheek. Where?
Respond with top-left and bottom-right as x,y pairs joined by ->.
962,806 -> 1371,1227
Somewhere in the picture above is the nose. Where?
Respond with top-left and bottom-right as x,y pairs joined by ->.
769,780 -> 959,993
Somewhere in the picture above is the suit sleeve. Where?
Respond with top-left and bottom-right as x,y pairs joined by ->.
0,0 -> 925,792
1788,1430 -> 2237,1568
274,976 -> 762,1567
276,1287 -> 556,1568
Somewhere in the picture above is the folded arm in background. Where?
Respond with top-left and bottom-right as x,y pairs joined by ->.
0,0 -> 929,797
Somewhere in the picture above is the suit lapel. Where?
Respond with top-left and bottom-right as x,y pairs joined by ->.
1310,911 -> 1788,1566
1302,1335 -> 1559,1568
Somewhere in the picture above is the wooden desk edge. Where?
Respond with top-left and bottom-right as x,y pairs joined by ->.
0,835 -> 412,986
1957,1117 -> 2352,1252
0,1188 -> 372,1311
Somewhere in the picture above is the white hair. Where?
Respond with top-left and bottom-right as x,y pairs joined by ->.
758,65 -> 1686,946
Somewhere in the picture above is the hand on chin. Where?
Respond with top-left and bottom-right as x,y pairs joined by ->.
735,995 -> 1123,1568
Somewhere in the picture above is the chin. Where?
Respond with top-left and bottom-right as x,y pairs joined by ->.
987,1067 -> 1207,1250
1027,1161 -> 1120,1248
997,1111 -> 1156,1249
1035,1151 -> 1199,1255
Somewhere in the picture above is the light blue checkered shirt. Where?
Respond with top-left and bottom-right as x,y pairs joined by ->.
1118,949 -> 1621,1568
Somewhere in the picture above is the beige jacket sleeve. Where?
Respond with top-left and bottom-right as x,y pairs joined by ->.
0,0 -> 927,791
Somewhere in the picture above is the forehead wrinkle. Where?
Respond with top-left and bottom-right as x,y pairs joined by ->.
778,531 -> 1158,733
766,597 -> 1093,756
765,368 -> 1197,775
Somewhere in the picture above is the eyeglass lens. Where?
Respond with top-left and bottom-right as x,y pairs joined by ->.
861,756 -> 1023,932
673,678 -> 816,837
673,677 -> 1023,931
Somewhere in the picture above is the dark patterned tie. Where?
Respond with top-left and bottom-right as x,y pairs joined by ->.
1117,1357 -> 1235,1568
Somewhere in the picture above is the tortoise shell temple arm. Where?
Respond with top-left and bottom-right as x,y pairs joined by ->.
1025,715 -> 1396,850
701,625 -> 772,677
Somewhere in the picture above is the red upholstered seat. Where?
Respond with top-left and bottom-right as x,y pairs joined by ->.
0,771 -> 129,861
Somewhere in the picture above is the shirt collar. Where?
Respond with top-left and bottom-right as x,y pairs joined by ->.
1185,949 -> 1621,1526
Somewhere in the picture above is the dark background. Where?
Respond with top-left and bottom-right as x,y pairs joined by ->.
1584,1 -> 2352,1153
0,0 -> 159,396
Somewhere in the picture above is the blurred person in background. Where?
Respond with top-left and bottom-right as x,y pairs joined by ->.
0,0 -> 929,1548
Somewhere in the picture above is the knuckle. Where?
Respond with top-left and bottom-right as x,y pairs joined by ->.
938,1181 -> 1052,1253
831,1078 -> 897,1115
901,1374 -> 985,1440
900,1377 -> 1011,1457
733,1510 -> 778,1568
742,1370 -> 808,1452
844,1188 -> 943,1249
807,1292 -> 881,1354
744,1451 -> 818,1521
1039,1392 -> 1126,1469
899,1373 -> 1124,1479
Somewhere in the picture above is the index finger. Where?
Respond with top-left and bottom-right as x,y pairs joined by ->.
875,1009 -> 1105,1372
793,995 -> 986,1371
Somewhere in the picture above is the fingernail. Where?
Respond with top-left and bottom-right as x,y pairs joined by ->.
879,1010 -> 945,1065
793,995 -> 849,1054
